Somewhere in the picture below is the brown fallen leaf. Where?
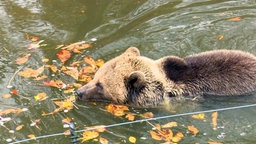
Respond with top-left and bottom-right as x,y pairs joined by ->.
57,50 -> 71,64
188,125 -> 199,135
15,54 -> 31,65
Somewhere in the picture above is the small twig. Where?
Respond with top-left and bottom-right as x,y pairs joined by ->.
3,47 -> 9,53
6,66 -> 24,88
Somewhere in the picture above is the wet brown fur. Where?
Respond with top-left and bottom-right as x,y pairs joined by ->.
77,47 -> 256,106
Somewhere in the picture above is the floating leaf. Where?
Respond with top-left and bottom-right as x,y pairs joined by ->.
31,37 -> 39,42
188,125 -> 199,135
57,50 -> 71,64
149,130 -> 162,141
217,35 -> 224,40
18,66 -> 44,78
228,16 -> 242,21
42,58 -> 49,62
15,54 -> 31,65
64,88 -> 75,94
27,134 -> 36,139
95,59 -> 104,67
161,122 -> 178,128
62,117 -> 72,124
140,112 -> 154,118
15,125 -> 24,131
34,92 -> 47,101
99,137 -> 108,144
84,56 -> 96,68
192,113 -> 205,120
125,113 -> 136,121
212,112 -> 218,130
45,65 -> 58,73
86,125 -> 106,133
70,61 -> 82,67
28,40 -> 44,49
105,104 -> 129,117
11,90 -> 19,95
62,67 -> 79,80
2,94 -> 11,98
81,131 -> 99,142
172,132 -> 184,143
34,75 -> 48,81
129,136 -> 136,143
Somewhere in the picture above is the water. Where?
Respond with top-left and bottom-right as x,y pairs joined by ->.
1,0 -> 256,143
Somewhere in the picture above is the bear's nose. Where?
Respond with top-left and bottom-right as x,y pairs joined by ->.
75,90 -> 83,99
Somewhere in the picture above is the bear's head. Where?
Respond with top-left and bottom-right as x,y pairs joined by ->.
76,47 -> 185,106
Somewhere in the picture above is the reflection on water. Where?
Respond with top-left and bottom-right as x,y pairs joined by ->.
1,0 -> 256,143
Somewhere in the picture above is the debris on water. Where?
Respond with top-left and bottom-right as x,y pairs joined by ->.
91,38 -> 97,42
69,122 -> 80,144
240,132 -> 246,136
217,132 -> 226,139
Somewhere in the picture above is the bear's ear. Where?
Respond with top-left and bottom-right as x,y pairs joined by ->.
127,71 -> 145,88
124,47 -> 140,56
160,56 -> 189,81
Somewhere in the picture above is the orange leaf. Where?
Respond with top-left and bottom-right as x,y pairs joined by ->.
212,112 -> 218,130
57,50 -> 71,64
15,54 -> 31,65
140,112 -> 154,118
228,17 -> 242,21
79,66 -> 96,74
31,37 -> 39,42
3,94 -> 11,98
81,131 -> 99,142
70,61 -> 82,67
27,134 -> 36,139
15,125 -> 24,131
187,125 -> 199,135
161,122 -> 178,128
11,89 -> 19,95
43,80 -> 58,88
84,56 -> 96,68
149,130 -> 162,141
105,104 -> 129,117
99,137 -> 108,144
45,65 -> 58,73
64,130 -> 71,136
86,125 -> 106,133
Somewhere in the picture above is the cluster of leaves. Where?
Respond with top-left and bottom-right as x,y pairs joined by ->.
1,30 -> 233,143
1,35 -> 105,142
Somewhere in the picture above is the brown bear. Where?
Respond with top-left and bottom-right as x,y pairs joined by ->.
76,47 -> 256,106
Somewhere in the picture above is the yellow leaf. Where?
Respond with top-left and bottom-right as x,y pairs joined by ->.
96,59 -> 104,67
81,131 -> 99,142
192,113 -> 205,120
187,125 -> 199,135
42,58 -> 49,62
217,35 -> 224,40
64,88 -> 75,94
129,136 -> 136,143
161,122 -> 178,128
2,94 -> 11,98
105,104 -> 129,117
34,92 -> 47,101
125,113 -> 136,121
172,132 -> 184,143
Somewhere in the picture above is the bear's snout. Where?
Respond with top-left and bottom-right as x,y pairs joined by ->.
75,89 -> 83,99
